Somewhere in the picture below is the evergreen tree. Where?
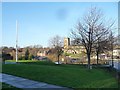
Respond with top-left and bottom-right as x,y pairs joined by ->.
25,49 -> 29,60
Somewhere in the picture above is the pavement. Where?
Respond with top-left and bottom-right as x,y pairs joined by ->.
0,73 -> 72,89
4,61 -> 17,64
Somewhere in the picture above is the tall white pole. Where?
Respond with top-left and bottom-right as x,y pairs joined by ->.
16,20 -> 18,62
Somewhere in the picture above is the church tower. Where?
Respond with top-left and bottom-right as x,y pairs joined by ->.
64,37 -> 70,48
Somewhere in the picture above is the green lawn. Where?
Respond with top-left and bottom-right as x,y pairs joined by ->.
6,60 -> 55,65
1,82 -> 21,90
2,60 -> 118,88
2,82 -> 14,88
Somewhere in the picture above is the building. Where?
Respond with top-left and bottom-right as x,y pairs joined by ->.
37,51 -> 46,56
37,48 -> 50,57
64,37 -> 86,54
63,37 -> 120,64
113,49 -> 120,58
64,37 -> 70,49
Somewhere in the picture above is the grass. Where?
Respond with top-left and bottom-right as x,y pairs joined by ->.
2,82 -> 14,88
2,60 -> 119,88
1,82 -> 21,90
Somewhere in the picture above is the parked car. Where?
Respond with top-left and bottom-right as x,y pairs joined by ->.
54,61 -> 62,64
34,56 -> 48,61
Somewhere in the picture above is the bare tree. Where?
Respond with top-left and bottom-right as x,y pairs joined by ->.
93,24 -> 115,64
49,35 -> 63,64
71,7 -> 115,69
94,37 -> 109,64
108,31 -> 116,67
71,38 -> 81,45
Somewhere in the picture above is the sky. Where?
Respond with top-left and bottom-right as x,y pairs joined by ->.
2,0 -> 119,2
2,2 -> 118,48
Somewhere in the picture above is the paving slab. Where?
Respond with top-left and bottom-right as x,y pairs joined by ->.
41,84 -> 64,88
1,79 -> 11,82
18,80 -> 41,86
0,73 -> 72,89
25,83 -> 48,88
4,81 -> 27,88
5,62 -> 17,64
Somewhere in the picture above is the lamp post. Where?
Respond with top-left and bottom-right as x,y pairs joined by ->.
16,20 -> 18,62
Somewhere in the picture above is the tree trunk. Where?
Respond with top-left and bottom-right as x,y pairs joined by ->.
58,55 -> 60,64
111,49 -> 114,67
65,58 -> 67,64
87,53 -> 91,69
96,51 -> 99,65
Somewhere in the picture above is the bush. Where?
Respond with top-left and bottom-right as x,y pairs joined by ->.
28,54 -> 34,60
19,56 -> 25,60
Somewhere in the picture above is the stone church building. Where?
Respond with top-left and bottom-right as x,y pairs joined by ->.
63,37 -> 86,54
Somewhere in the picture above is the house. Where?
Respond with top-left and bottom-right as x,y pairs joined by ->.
37,51 -> 46,56
37,48 -> 50,57
113,49 -> 120,59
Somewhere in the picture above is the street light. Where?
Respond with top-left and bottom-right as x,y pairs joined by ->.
16,20 -> 18,63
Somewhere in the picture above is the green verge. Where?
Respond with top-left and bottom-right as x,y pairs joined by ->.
5,60 -> 55,65
2,61 -> 118,88
1,82 -> 21,90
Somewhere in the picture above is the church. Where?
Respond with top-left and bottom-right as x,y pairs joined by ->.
63,37 -> 86,54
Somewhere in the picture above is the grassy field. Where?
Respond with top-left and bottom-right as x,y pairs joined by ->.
2,82 -> 14,88
1,82 -> 21,90
5,60 -> 55,65
2,60 -> 118,88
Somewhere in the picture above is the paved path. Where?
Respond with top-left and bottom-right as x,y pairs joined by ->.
0,73 -> 71,89
5,61 -> 17,64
